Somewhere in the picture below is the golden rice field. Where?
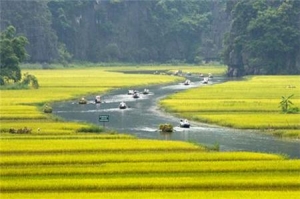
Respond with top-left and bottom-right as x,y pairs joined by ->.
160,75 -> 300,138
0,67 -> 185,134
0,65 -> 225,134
1,66 -> 299,198
0,134 -> 299,199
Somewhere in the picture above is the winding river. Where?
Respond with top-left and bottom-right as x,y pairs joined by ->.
52,74 -> 300,158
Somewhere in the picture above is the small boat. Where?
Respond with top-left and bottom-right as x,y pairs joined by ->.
180,119 -> 190,128
202,77 -> 209,84
133,92 -> 140,99
128,90 -> 134,95
119,101 -> 127,109
208,73 -> 213,78
184,79 -> 191,85
142,89 -> 149,95
79,97 -> 87,104
95,95 -> 101,103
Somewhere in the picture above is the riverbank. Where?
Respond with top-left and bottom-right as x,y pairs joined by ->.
160,75 -> 300,139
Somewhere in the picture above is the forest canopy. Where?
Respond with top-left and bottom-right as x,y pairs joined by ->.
1,0 -> 299,76
223,0 -> 300,76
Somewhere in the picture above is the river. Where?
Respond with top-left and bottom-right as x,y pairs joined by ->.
52,74 -> 300,158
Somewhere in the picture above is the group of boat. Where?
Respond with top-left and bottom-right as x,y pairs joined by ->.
128,89 -> 149,97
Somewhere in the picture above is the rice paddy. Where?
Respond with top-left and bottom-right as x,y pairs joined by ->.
160,75 -> 300,138
0,67 -> 184,135
0,134 -> 299,198
1,66 -> 299,198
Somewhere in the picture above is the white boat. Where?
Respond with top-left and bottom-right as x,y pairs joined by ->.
128,90 -> 134,95
95,95 -> 101,103
180,119 -> 190,128
119,101 -> 127,109
142,89 -> 149,95
202,77 -> 209,84
133,92 -> 140,98
184,79 -> 191,85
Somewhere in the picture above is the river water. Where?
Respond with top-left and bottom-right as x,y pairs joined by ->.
52,75 -> 300,158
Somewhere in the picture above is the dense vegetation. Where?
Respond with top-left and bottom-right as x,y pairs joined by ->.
224,0 -> 300,76
1,0 -> 227,64
0,26 -> 28,85
2,0 -> 299,75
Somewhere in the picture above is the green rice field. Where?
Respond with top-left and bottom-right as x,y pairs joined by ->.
0,134 -> 299,199
160,75 -> 300,138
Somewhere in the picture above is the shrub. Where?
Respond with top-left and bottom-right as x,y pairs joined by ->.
286,107 -> 299,114
43,104 -> 53,113
159,124 -> 173,133
77,126 -> 103,133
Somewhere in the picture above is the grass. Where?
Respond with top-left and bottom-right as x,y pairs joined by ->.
160,75 -> 300,138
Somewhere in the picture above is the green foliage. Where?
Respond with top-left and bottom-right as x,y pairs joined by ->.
223,0 -> 300,76
76,125 -> 103,133
43,104 -> 53,114
0,26 -> 28,84
1,1 -> 59,63
57,42 -> 73,67
279,94 -> 299,114
159,123 -> 173,133
21,72 -> 39,89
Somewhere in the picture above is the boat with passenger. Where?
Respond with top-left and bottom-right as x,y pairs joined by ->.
180,119 -> 190,128
95,95 -> 101,103
119,101 -> 127,109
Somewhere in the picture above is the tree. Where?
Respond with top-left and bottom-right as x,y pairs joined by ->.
223,0 -> 300,76
0,26 -> 28,84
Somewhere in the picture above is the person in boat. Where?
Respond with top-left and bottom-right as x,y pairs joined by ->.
184,79 -> 191,85
180,119 -> 190,128
133,92 -> 140,98
128,90 -> 134,95
119,101 -> 127,109
95,95 -> 101,103
143,89 -> 149,94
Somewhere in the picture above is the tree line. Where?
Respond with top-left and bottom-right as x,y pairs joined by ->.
1,0 -> 300,83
